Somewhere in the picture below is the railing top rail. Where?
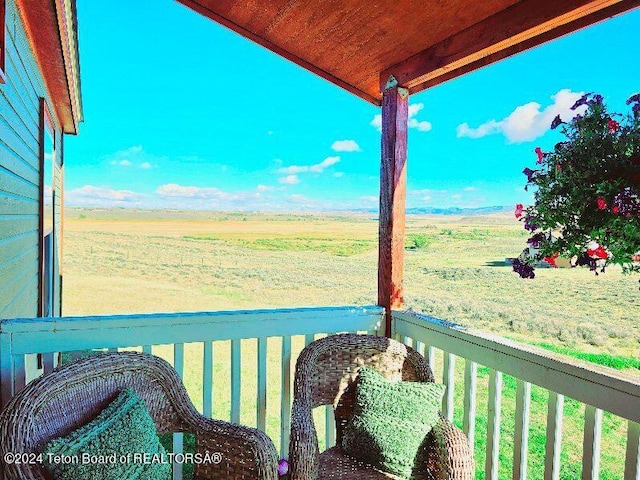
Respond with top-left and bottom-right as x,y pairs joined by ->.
1,305 -> 384,333
393,310 -> 640,423
0,306 -> 384,356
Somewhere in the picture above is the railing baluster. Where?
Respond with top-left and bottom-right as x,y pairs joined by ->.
513,379 -> 531,480
426,346 -> 436,374
324,332 -> 336,450
203,341 -> 213,418
13,356 -> 25,394
142,345 -> 152,354
442,352 -> 455,422
281,335 -> 292,457
231,339 -> 241,424
582,405 -> 602,480
42,353 -> 55,374
257,337 -> 267,431
486,369 -> 502,480
173,343 -> 185,480
415,340 -> 425,358
304,334 -> 315,347
463,360 -> 477,449
326,405 -> 336,449
625,421 -> 640,480
544,392 -> 564,480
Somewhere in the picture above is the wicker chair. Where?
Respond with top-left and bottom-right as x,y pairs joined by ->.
288,334 -> 474,479
0,351 -> 278,480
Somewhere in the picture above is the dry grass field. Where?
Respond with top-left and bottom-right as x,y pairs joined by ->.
63,207 -> 639,357
61,208 -> 638,479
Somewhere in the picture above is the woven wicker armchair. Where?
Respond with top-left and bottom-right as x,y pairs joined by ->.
0,351 -> 278,480
288,334 -> 474,479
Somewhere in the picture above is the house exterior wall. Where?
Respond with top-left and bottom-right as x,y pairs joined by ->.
0,0 -> 63,319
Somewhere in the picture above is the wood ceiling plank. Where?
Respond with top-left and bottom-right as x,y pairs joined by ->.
177,0 -> 382,104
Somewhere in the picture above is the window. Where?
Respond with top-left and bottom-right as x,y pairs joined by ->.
40,99 -> 56,316
0,0 -> 5,83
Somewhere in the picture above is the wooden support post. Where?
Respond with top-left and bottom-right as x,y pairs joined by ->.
377,76 -> 409,337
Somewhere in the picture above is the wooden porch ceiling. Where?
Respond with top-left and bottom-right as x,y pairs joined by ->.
178,0 -> 639,105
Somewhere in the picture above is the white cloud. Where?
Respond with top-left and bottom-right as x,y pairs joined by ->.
408,118 -> 432,132
66,185 -> 143,205
331,140 -> 361,152
256,184 -> 274,192
371,102 -> 432,132
278,156 -> 340,176
156,184 -> 228,199
278,175 -> 300,185
457,89 -> 587,143
334,172 -> 344,178
463,186 -> 478,192
106,145 -> 163,169
310,156 -> 340,172
110,159 -> 132,167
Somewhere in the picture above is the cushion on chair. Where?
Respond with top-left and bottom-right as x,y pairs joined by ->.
341,367 -> 445,479
42,387 -> 171,480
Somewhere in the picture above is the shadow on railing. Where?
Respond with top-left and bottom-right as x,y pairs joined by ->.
392,310 -> 640,480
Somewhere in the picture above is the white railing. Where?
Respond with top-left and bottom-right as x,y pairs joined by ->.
392,310 -> 640,480
3,306 -> 637,479
0,305 -> 384,478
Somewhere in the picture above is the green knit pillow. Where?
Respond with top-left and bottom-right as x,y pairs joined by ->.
342,367 -> 445,479
42,388 -> 171,480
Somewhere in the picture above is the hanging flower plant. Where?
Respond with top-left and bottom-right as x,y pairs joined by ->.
513,93 -> 640,283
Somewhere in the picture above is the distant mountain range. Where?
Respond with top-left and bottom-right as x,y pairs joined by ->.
406,206 -> 509,215
352,205 -> 509,215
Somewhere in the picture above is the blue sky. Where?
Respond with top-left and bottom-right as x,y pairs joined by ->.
64,1 -> 640,211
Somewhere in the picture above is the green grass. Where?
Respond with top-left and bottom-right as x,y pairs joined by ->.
184,234 -> 376,256
533,342 -> 640,370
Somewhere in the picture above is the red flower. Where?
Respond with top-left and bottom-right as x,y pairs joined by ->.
587,245 -> 608,260
613,206 -> 620,214
534,147 -> 544,164
596,197 -> 607,210
514,203 -> 525,219
608,119 -> 620,134
544,253 -> 559,267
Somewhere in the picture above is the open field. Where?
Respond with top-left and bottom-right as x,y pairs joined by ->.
63,207 -> 639,357
61,208 -> 638,479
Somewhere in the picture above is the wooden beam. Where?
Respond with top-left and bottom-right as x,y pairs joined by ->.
381,0 -> 640,94
377,78 -> 408,337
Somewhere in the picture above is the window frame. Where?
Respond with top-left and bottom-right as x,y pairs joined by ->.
39,98 -> 56,317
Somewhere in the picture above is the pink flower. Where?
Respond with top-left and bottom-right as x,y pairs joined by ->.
596,197 -> 607,210
608,119 -> 620,134
534,147 -> 544,164
514,203 -> 525,219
